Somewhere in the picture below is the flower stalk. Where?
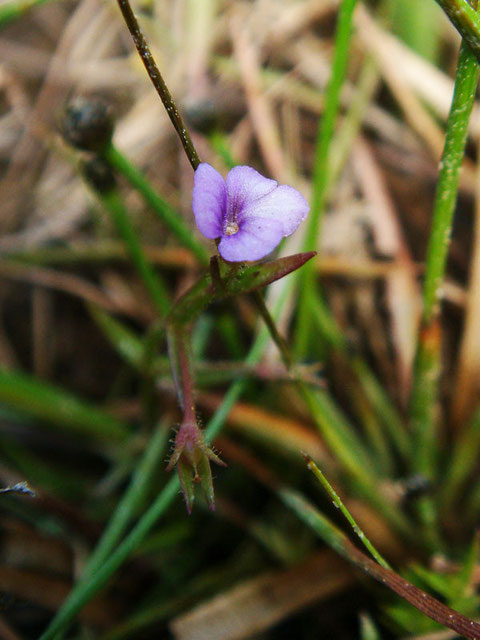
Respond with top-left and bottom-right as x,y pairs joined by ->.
165,251 -> 315,510
116,0 -> 200,170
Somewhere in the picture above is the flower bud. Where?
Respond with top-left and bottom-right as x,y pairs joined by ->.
166,421 -> 226,514
62,97 -> 114,153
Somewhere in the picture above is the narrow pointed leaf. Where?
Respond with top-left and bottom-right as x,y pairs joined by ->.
169,252 -> 316,326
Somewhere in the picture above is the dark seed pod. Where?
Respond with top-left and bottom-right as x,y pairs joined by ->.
81,157 -> 116,194
61,97 -> 114,153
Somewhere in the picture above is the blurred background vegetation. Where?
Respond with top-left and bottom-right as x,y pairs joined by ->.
1,0 -> 480,638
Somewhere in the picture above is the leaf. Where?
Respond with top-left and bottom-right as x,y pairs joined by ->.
169,252 -> 316,325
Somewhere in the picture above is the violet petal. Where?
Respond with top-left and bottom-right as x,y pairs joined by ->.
192,163 -> 226,239
226,166 -> 277,219
241,184 -> 310,236
218,217 -> 284,262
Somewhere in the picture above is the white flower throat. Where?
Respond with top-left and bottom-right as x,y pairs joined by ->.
225,221 -> 239,236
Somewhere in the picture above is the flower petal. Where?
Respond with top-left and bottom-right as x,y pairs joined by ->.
242,184 -> 309,236
226,166 -> 277,219
192,163 -> 226,239
218,217 -> 284,262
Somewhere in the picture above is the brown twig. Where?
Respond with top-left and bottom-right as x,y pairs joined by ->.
344,541 -> 480,640
223,442 -> 480,639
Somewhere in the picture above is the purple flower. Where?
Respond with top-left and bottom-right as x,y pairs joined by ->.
192,163 -> 309,262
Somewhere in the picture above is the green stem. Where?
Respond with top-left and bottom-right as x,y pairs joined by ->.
101,189 -> 170,316
103,145 -> 209,265
407,15 -> 479,553
279,487 -> 480,639
252,290 -> 293,370
303,454 -> 391,569
435,0 -> 480,63
422,49 -> 479,325
410,34 -> 480,477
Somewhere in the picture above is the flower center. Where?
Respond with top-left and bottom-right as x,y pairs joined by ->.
225,221 -> 239,236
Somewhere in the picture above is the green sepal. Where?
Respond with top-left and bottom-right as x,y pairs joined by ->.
169,252 -> 316,326
177,458 -> 196,515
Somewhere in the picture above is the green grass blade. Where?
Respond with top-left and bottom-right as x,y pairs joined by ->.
295,0 -> 358,359
80,422 -> 169,582
304,455 -> 391,569
99,189 -> 170,315
0,369 -> 130,441
441,405 -> 480,509
410,32 -> 480,477
103,144 -> 209,266
38,305 -> 272,639
384,0 -> 443,62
